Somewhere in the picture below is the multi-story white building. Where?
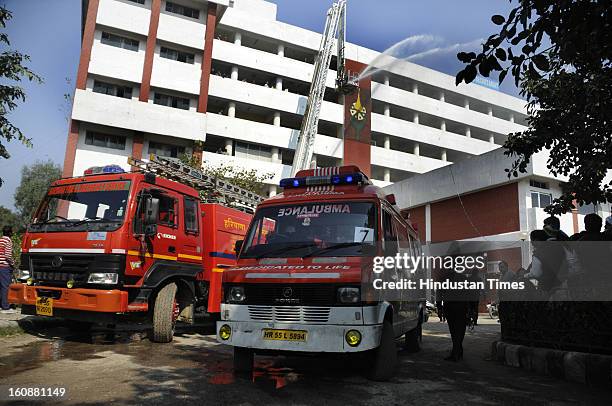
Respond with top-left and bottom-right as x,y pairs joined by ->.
65,0 -> 529,196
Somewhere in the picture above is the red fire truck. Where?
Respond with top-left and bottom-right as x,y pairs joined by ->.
216,166 -> 426,380
9,155 -> 260,342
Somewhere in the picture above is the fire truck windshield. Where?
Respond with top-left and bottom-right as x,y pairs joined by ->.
241,201 -> 377,258
29,181 -> 131,232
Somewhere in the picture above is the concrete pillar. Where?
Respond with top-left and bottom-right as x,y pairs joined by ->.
383,104 -> 390,117
275,77 -> 283,90
440,119 -> 446,132
271,147 -> 280,162
234,31 -> 242,46
464,99 -> 470,110
225,139 -> 233,155
413,112 -> 420,125
413,143 -> 420,156
231,66 -> 239,80
489,133 -> 495,144
509,113 -> 515,123
273,111 -> 281,126
277,44 -> 284,57
383,168 -> 391,182
412,82 -> 419,94
268,184 -> 277,197
383,136 -> 390,149
465,126 -> 471,138
439,91 -> 445,102
384,75 -> 390,86
311,154 -> 317,168
441,149 -> 447,162
487,105 -> 493,116
227,102 -> 236,117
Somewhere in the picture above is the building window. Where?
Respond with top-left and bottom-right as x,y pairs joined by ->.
531,191 -> 552,209
85,132 -> 126,150
148,141 -> 185,158
93,80 -> 133,99
234,142 -> 273,162
529,180 -> 549,189
101,32 -> 139,52
153,92 -> 190,110
160,46 -> 195,64
165,1 -> 199,19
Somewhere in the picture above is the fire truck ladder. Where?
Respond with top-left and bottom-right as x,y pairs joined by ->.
290,0 -> 356,177
128,155 -> 264,212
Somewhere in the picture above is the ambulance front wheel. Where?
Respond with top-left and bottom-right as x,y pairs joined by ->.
233,347 -> 254,373
367,320 -> 397,381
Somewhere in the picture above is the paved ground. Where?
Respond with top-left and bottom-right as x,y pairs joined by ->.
0,316 -> 608,405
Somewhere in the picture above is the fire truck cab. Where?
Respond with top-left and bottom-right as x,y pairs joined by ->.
9,158 -> 255,343
216,166 -> 425,381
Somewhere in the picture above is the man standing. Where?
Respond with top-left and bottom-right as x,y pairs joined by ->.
0,226 -> 15,314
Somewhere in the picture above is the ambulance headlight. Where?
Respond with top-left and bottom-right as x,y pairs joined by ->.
87,273 -> 119,284
337,287 -> 360,303
228,286 -> 246,303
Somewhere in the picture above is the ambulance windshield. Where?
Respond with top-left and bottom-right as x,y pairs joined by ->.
241,202 -> 377,258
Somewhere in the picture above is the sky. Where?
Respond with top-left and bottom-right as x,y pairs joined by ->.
0,0 -> 518,210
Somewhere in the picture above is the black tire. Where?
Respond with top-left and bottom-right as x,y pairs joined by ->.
404,320 -> 422,353
233,347 -> 254,373
367,320 -> 397,381
151,283 -> 178,343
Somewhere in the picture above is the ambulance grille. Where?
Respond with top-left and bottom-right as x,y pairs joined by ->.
247,305 -> 331,323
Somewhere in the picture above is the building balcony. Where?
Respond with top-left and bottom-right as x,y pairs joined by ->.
89,35 -> 145,84
96,0 -> 151,37
208,75 -> 343,124
212,40 -> 336,89
371,83 -> 526,137
158,11 -> 206,51
371,145 -> 449,175
371,113 -> 498,156
150,53 -> 202,95
71,89 -> 206,141
202,151 -> 291,185
206,113 -> 342,159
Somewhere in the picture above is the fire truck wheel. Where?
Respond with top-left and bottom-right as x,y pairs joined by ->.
65,320 -> 93,333
367,320 -> 397,381
233,347 -> 254,373
152,282 -> 178,343
404,320 -> 422,353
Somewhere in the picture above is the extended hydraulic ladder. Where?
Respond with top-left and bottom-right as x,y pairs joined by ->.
128,155 -> 264,212
290,0 -> 356,177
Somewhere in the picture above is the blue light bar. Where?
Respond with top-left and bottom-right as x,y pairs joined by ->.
279,173 -> 364,188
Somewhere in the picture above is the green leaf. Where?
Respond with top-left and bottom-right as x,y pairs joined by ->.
495,48 -> 507,61
492,15 -> 505,25
532,54 -> 550,71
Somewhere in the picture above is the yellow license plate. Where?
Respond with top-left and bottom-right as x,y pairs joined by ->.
36,297 -> 53,316
262,329 -> 307,342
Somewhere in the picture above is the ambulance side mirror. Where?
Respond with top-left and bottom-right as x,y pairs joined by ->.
234,240 -> 243,255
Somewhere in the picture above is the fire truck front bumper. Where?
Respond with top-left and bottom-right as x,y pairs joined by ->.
9,283 -> 129,313
216,320 -> 383,353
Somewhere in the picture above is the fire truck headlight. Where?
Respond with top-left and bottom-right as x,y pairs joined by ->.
228,286 -> 246,303
87,273 -> 119,285
345,330 -> 362,347
337,287 -> 360,304
15,269 -> 30,282
219,324 -> 232,340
